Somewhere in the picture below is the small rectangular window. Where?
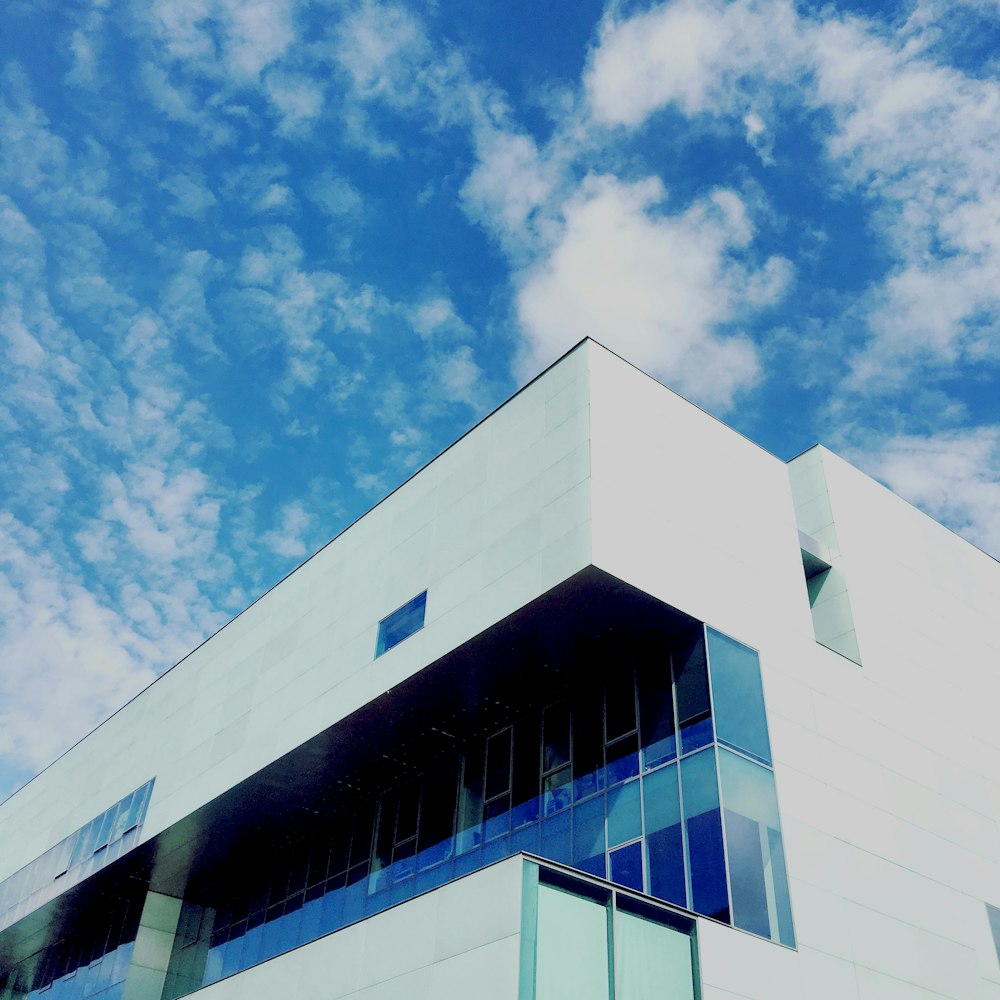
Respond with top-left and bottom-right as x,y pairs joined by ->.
376,591 -> 427,657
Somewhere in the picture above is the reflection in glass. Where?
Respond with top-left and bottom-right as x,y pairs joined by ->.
706,629 -> 772,765
375,591 -> 427,657
609,840 -> 644,893
642,765 -> 686,908
638,659 -> 675,770
718,748 -> 794,945
680,748 -> 729,923
674,630 -> 713,755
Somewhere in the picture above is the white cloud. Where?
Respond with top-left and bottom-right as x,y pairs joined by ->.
516,175 -> 789,409
583,0 -> 1000,393
0,513 -> 160,773
585,0 -> 801,125
162,171 -> 218,218
262,500 -> 312,559
853,428 -> 1000,557
306,169 -> 364,219
264,70 -> 325,134
430,345 -> 484,408
408,296 -> 473,341
461,129 -> 560,260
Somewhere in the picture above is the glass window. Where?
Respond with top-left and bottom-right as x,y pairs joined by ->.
534,883 -> 610,1000
485,729 -> 512,801
511,716 -> 541,827
642,765 -> 686,908
637,659 -> 676,770
609,840 -> 644,893
418,759 -> 457,867
706,629 -> 772,765
375,591 -> 427,657
717,749 -> 794,945
606,781 -> 641,848
680,748 -> 729,923
542,701 -> 571,773
572,795 -> 606,877
674,631 -> 713,755
605,666 -> 637,742
456,740 -> 485,855
573,687 -> 605,802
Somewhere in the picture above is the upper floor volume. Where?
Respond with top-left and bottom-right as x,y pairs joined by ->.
3,338 -> 999,1000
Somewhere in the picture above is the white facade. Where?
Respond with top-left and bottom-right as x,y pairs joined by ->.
2,338 -> 999,1000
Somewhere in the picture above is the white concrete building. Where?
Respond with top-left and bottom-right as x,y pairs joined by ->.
2,338 -> 999,1000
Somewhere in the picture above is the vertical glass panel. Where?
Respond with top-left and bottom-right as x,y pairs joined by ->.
456,741 -> 484,854
605,665 -> 637,741
542,701 -> 571,772
680,748 -> 729,923
542,767 -> 572,816
534,884 -> 610,1000
616,909 -> 695,1000
606,781 -> 641,848
706,629 -> 772,765
539,810 -> 572,865
485,729 -> 512,800
512,716 -> 541,827
375,591 -> 427,657
418,759 -> 457,866
573,687 -> 605,802
609,841 -> 644,893
674,630 -> 713,755
573,794 -> 606,875
605,734 -> 639,787
370,797 -> 395,891
637,659 -> 676,770
642,765 -> 686,908
395,780 -> 420,844
718,749 -> 794,945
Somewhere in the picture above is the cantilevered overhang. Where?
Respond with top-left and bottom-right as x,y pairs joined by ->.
0,566 -> 698,968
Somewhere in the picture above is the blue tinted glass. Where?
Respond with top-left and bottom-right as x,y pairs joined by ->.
607,781 -> 641,848
768,828 -> 795,947
610,841 -> 644,893
543,767 -> 572,815
675,631 -> 713,756
638,660 -> 676,770
375,592 -> 427,657
680,749 -> 729,923
717,749 -> 793,945
573,794 -> 606,871
510,820 -> 540,856
706,629 -> 771,765
606,734 -> 640,787
540,810 -> 572,865
642,765 -> 686,908
724,810 -> 769,937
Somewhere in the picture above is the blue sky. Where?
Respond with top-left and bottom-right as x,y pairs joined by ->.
2,0 -> 999,802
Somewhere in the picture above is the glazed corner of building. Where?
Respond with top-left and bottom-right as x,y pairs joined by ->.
3,336 -> 1000,1000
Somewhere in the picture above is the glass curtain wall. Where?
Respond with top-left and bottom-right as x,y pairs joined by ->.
164,625 -> 794,997
0,895 -> 140,1000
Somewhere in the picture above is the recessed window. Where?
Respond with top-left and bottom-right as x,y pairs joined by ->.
376,591 -> 427,657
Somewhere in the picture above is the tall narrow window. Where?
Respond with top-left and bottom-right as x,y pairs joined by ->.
605,665 -> 639,785
484,728 -> 513,841
375,591 -> 427,657
542,702 -> 572,815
